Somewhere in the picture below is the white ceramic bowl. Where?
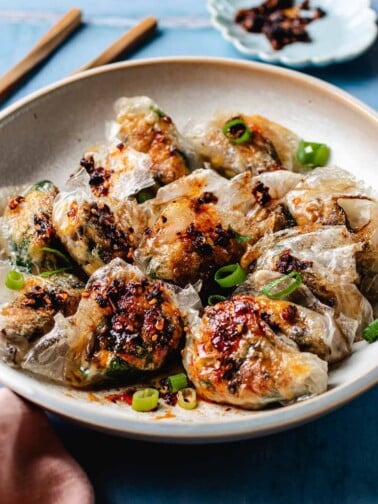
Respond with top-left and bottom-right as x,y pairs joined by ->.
0,57 -> 377,443
207,0 -> 378,68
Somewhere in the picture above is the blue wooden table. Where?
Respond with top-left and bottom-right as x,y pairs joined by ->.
0,1 -> 377,503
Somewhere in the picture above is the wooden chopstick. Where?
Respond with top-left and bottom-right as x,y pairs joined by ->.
0,8 -> 82,103
0,14 -> 158,103
72,16 -> 158,74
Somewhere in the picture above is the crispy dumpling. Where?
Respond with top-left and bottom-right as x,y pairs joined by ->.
138,168 -> 302,287
53,180 -> 148,276
242,225 -> 362,282
183,295 -> 328,409
109,96 -> 198,186
24,259 -> 186,387
284,166 -> 378,302
233,169 -> 302,243
1,180 -> 61,273
76,145 -> 155,200
0,183 -> 31,217
138,169 -> 248,286
285,166 -> 377,229
242,270 -> 371,363
241,226 -> 373,361
0,266 -> 83,366
186,113 -> 301,178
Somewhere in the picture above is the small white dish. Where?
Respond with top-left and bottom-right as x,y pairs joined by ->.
207,0 -> 378,68
0,57 -> 377,443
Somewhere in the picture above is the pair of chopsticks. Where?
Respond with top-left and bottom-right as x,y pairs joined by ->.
0,8 -> 158,103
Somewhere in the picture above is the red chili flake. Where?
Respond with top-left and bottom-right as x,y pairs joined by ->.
105,391 -> 134,405
160,392 -> 178,406
252,181 -> 272,206
275,249 -> 312,274
281,304 -> 298,323
191,191 -> 218,212
8,196 -> 25,210
80,156 -> 95,174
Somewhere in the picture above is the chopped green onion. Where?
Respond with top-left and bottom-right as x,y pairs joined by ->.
362,320 -> 378,343
35,247 -> 71,264
177,388 -> 197,410
296,140 -> 330,168
167,373 -> 188,393
40,267 -> 72,278
222,118 -> 252,144
131,388 -> 159,412
5,270 -> 25,290
214,263 -> 247,288
261,272 -> 302,300
208,294 -> 227,306
137,189 -> 155,204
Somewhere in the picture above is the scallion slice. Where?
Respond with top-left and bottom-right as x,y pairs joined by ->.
362,320 -> 378,343
131,388 -> 159,412
40,267 -> 72,278
261,272 -> 302,300
296,140 -> 330,168
167,373 -> 188,393
222,118 -> 252,144
35,247 -> 71,264
177,388 -> 197,410
5,270 -> 25,290
214,263 -> 247,288
208,294 -> 227,306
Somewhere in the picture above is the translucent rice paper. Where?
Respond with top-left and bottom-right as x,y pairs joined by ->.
0,183 -> 32,216
0,270 -> 83,366
109,96 -> 200,182
184,112 -> 302,177
53,171 -> 148,275
0,181 -> 59,274
138,168 -> 302,284
241,226 -> 373,362
285,166 -> 378,303
77,145 -> 155,200
0,261 -> 19,305
23,259 -> 201,387
183,294 -> 328,409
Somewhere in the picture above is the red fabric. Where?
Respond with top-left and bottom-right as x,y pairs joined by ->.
0,388 -> 94,504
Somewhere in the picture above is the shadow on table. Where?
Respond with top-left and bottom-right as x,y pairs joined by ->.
51,386 -> 378,504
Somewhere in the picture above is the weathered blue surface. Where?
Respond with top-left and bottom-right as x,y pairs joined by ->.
0,1 -> 377,109
0,1 -> 377,503
52,388 -> 378,504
